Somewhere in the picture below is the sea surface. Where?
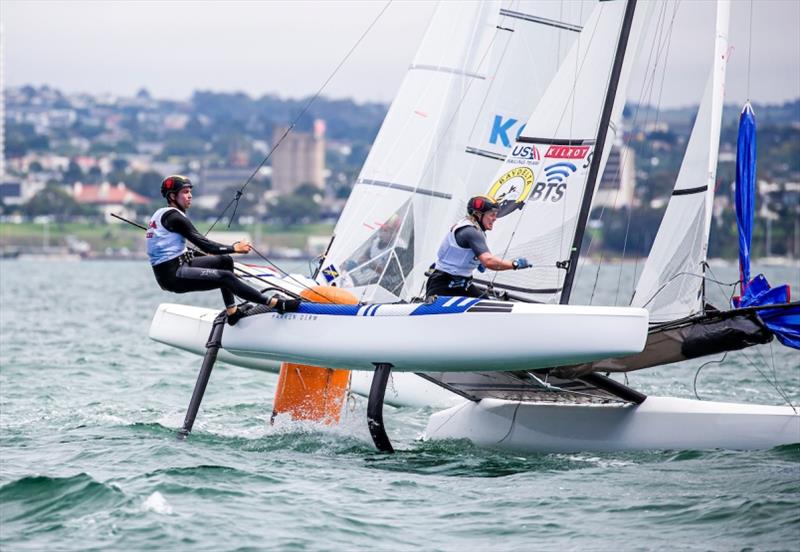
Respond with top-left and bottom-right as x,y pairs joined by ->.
1,259 -> 798,551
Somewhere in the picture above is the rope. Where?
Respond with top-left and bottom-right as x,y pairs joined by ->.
637,269 -> 738,311
584,0 -> 677,303
693,352 -> 728,400
247,245 -> 341,304
205,0 -> 394,236
747,0 -> 754,100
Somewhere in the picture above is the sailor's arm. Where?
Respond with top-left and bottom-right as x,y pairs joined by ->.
162,210 -> 250,255
455,225 -> 529,272
477,252 -> 529,271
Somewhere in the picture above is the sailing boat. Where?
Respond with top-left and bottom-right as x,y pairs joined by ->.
149,0 -> 799,452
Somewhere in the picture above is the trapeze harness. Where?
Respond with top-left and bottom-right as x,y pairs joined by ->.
426,218 -> 487,298
146,207 -> 267,308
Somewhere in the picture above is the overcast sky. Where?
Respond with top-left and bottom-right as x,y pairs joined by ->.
3,0 -> 799,108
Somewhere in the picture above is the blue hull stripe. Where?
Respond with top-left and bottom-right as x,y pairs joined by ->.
293,296 -> 491,317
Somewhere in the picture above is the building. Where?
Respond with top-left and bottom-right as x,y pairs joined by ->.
72,181 -> 151,222
594,144 -> 637,210
271,119 -> 326,195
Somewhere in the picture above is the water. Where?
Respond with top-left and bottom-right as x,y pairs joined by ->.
1,259 -> 798,551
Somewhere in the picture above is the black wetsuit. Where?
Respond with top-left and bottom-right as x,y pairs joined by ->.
425,225 -> 489,298
151,210 -> 267,308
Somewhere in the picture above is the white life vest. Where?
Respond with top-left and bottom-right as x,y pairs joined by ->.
146,207 -> 187,266
434,218 -> 484,277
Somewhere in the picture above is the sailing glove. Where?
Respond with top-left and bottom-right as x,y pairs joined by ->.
512,258 -> 531,270
477,263 -> 487,273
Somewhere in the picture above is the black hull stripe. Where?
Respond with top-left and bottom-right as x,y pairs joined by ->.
672,185 -> 708,196
409,64 -> 485,80
355,179 -> 452,199
517,136 -> 596,146
499,9 -> 582,32
475,301 -> 513,308
465,146 -> 507,161
468,307 -> 515,313
474,278 -> 562,294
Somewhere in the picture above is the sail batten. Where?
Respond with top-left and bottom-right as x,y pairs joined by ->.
499,8 -> 583,32
355,179 -> 452,199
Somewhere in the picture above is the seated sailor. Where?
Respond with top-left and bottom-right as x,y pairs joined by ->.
146,175 -> 300,325
425,195 -> 530,299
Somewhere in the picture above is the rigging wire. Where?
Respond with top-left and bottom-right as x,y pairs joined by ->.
702,263 -> 797,412
344,3 -> 508,304
637,269 -> 738,311
614,0 -> 680,306
204,0 -> 394,238
693,352 -> 727,400
582,0 -> 680,305
581,0 -> 670,302
747,0 -> 754,100
738,347 -> 797,413
247,245 -> 340,303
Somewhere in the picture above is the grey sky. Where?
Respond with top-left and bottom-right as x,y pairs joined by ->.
3,0 -> 798,108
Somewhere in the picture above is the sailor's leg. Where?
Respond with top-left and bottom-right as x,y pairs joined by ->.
177,257 -> 269,305
188,256 -> 237,307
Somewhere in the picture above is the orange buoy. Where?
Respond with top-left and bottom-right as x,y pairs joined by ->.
271,286 -> 358,425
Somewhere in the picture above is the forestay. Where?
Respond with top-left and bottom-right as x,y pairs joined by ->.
631,1 -> 730,323
476,1 -> 653,303
320,1 -> 589,302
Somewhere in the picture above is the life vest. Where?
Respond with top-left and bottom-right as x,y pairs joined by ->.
146,207 -> 187,266
434,218 -> 484,277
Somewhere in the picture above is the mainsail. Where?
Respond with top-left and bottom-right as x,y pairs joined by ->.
631,0 -> 730,323
320,1 -> 589,302
475,0 -> 652,303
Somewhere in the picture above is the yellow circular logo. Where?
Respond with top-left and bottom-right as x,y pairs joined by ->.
487,167 -> 535,217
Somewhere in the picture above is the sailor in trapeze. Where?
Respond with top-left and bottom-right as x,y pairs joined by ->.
426,195 -> 530,299
146,175 -> 300,325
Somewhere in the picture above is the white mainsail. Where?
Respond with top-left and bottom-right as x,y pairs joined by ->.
320,1 -> 589,302
476,0 -> 653,303
631,0 -> 731,323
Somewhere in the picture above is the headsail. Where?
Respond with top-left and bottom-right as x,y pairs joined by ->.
474,0 -> 652,303
631,0 -> 730,323
320,1 -> 588,302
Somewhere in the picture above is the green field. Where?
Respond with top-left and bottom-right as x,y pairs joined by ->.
0,222 -> 335,253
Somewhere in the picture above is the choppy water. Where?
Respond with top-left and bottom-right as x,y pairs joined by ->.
1,259 -> 798,551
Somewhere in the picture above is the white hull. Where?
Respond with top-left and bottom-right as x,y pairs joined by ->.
218,301 -> 648,372
424,396 -> 800,453
148,303 -> 461,408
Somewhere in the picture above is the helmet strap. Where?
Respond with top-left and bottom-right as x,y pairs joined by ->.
167,192 -> 185,212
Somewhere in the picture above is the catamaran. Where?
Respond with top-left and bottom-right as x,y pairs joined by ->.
149,0 -> 799,453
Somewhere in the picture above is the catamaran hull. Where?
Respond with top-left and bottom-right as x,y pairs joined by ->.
148,303 -> 462,408
423,396 -> 800,453
218,300 -> 649,372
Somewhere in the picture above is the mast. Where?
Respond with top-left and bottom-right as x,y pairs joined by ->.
559,0 -> 638,304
